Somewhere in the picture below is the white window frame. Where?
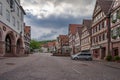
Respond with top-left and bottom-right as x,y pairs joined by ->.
6,10 -> 10,22
17,21 -> 19,30
12,16 -> 15,26
0,2 -> 2,15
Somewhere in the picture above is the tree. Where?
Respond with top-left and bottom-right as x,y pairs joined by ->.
30,40 -> 40,51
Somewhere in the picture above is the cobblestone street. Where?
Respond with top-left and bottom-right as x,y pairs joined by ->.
0,53 -> 120,80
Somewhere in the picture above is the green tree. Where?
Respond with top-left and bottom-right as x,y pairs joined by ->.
30,40 -> 40,51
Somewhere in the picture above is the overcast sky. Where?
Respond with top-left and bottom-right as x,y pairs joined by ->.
21,0 -> 96,41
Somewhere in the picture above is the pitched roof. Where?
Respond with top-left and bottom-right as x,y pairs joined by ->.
47,41 -> 56,47
94,0 -> 113,16
41,44 -> 48,48
69,24 -> 82,35
111,0 -> 120,11
59,35 -> 69,42
83,19 -> 92,34
24,26 -> 31,34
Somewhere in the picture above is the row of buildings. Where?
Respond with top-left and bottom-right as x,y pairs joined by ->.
0,0 -> 31,57
42,0 -> 120,60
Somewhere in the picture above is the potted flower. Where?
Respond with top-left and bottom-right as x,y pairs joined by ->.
112,35 -> 117,39
112,19 -> 117,23
117,15 -> 120,19
117,10 -> 120,19
117,27 -> 120,37
106,55 -> 112,61
113,56 -> 120,63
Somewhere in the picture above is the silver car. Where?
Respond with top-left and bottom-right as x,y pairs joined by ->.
71,51 -> 92,60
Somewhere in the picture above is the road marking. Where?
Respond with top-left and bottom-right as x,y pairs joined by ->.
72,68 -> 81,74
72,66 -> 81,74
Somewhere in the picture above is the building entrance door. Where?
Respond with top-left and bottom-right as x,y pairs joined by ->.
101,47 -> 106,59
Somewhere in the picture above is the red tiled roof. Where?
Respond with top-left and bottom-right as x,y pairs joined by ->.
93,0 -> 113,16
24,26 -> 31,34
83,19 -> 92,34
41,44 -> 48,48
47,41 -> 56,47
59,35 -> 69,43
69,24 -> 82,35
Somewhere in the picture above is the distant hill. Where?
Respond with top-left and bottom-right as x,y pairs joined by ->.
39,40 -> 56,47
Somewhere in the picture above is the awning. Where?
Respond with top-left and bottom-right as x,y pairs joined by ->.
91,46 -> 101,50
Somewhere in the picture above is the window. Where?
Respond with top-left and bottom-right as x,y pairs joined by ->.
0,2 -> 2,15
112,13 -> 117,21
113,28 -> 117,36
6,0 -> 10,4
17,21 -> 19,30
105,33 -> 107,40
12,16 -> 15,26
93,37 -> 95,44
97,25 -> 99,31
96,36 -> 98,42
100,22 -> 102,29
104,20 -> 107,27
17,7 -> 19,16
99,24 -> 101,30
92,29 -> 93,34
117,10 -> 120,19
96,26 -> 97,32
6,10 -> 10,22
102,33 -> 105,40
102,21 -> 104,28
21,12 -> 23,20
99,35 -> 101,42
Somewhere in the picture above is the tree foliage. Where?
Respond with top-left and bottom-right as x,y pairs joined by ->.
30,40 -> 40,50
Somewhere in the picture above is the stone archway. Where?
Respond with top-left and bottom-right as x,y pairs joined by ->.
16,38 -> 24,56
4,31 -> 16,57
0,28 -> 4,56
0,29 -> 2,40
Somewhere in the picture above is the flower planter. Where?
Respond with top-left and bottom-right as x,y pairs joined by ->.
117,15 -> 120,19
112,36 -> 117,39
112,20 -> 117,23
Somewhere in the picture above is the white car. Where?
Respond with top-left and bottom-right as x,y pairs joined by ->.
71,51 -> 92,60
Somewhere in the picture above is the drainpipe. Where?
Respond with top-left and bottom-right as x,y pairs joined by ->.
61,40 -> 62,54
107,13 -> 111,56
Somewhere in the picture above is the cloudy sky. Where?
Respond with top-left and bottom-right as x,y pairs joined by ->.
21,0 -> 96,41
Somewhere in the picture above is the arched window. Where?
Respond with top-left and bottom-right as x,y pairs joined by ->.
5,35 -> 11,53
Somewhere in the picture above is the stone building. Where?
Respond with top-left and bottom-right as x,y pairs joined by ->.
68,24 -> 82,55
0,0 -> 26,57
24,25 -> 31,54
110,0 -> 120,57
57,35 -> 69,55
74,26 -> 82,53
81,19 -> 92,52
48,41 -> 56,53
91,0 -> 113,59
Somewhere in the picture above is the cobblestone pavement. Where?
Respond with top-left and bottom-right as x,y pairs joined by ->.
0,53 -> 120,80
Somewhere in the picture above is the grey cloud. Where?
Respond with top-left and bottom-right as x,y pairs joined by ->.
25,12 -> 91,29
22,0 -> 96,40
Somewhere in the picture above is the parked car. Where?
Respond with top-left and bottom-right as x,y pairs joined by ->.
71,51 -> 92,60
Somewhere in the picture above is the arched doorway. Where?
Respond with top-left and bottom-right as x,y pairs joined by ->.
5,35 -> 11,53
0,29 -> 4,56
16,38 -> 24,56
16,39 -> 21,54
5,32 -> 16,56
0,29 -> 2,40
